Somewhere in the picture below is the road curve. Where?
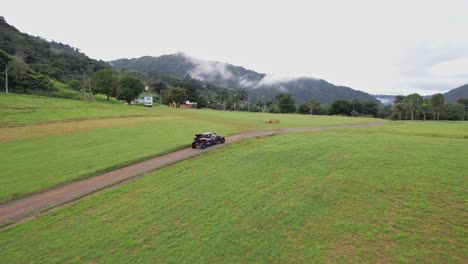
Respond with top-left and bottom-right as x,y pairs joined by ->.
0,121 -> 384,228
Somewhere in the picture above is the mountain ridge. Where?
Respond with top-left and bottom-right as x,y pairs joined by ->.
110,53 -> 379,105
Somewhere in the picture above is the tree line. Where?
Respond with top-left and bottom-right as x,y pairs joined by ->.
391,93 -> 467,121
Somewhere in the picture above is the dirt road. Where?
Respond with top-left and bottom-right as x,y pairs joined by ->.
0,121 -> 384,227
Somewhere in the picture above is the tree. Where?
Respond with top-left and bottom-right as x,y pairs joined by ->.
275,93 -> 296,113
117,75 -> 144,103
92,69 -> 119,100
216,88 -> 229,110
0,50 -> 12,93
237,89 -> 248,111
430,93 -> 445,121
420,99 -> 431,121
405,93 -> 423,120
442,103 -> 464,120
149,81 -> 167,94
393,95 -> 406,120
178,78 -> 200,103
305,99 -> 320,115
456,98 -> 468,121
163,87 -> 188,105
330,99 -> 352,115
267,104 -> 280,113
361,101 -> 379,117
66,79 -> 81,90
8,59 -> 29,83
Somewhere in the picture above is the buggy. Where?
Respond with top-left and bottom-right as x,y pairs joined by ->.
192,132 -> 225,149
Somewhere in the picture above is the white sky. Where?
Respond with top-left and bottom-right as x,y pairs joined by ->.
2,0 -> 468,95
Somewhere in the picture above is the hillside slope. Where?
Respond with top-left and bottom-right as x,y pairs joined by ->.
110,53 -> 379,104
0,16 -> 108,85
444,83 -> 468,102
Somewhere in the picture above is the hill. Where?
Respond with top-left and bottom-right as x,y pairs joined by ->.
110,53 -> 379,105
444,83 -> 468,102
0,16 -> 108,94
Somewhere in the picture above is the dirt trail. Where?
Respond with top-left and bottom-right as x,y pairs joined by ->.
0,121 -> 384,228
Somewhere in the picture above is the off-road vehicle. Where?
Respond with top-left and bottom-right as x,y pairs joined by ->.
192,132 -> 225,149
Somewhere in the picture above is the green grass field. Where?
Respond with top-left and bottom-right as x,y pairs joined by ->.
0,93 -> 379,202
1,122 -> 466,263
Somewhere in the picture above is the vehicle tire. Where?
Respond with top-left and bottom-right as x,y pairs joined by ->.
191,142 -> 197,149
220,137 -> 225,144
201,142 -> 207,149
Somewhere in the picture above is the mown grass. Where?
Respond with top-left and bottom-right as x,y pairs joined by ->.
0,93 -> 379,202
0,93 -> 158,127
0,117 -> 238,202
0,122 -> 466,263
0,93 -> 376,128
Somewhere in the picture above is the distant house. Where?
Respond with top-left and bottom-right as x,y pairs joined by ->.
170,101 -> 198,109
180,101 -> 197,109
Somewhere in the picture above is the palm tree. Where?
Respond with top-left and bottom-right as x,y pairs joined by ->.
237,89 -> 248,111
216,88 -> 229,110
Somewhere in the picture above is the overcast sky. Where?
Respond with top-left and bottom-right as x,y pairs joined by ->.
3,0 -> 468,95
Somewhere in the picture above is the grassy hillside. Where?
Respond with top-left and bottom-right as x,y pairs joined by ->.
1,122 -> 466,263
0,93 -> 161,127
0,93 -> 379,202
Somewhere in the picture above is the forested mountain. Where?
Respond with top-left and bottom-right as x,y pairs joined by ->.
0,16 -> 108,94
110,53 -> 379,105
444,84 -> 468,102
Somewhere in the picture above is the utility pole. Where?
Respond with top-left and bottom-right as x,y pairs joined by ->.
5,66 -> 8,94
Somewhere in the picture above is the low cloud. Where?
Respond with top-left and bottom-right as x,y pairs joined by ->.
180,53 -> 233,82
180,53 -> 307,89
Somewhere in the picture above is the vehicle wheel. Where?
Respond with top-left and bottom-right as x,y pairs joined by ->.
220,138 -> 225,144
201,142 -> 207,149
191,142 -> 197,149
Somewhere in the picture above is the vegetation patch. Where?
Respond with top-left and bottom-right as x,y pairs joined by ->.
0,123 -> 466,263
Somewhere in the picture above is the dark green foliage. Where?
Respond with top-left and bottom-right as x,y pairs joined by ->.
272,93 -> 296,113
330,99 -> 352,115
149,81 -> 167,94
117,76 -> 145,103
305,99 -> 320,115
163,87 -> 188,104
111,54 -> 193,75
0,17 -> 108,90
405,93 -> 423,120
431,93 -> 445,121
267,104 -> 280,113
382,93 -> 466,121
66,79 -> 81,90
297,104 -> 310,114
377,105 -> 393,119
457,98 -> 468,121
441,103 -> 464,120
92,69 -> 119,100
0,49 -> 11,68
